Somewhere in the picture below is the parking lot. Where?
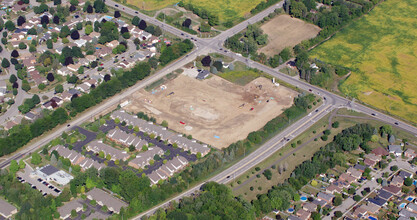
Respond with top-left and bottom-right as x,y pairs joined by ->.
16,166 -> 61,197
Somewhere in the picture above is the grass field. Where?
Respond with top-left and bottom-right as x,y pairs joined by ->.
310,0 -> 417,124
259,15 -> 320,56
126,0 -> 265,22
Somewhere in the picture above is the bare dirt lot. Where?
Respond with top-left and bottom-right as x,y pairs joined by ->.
124,73 -> 297,149
258,15 -> 321,56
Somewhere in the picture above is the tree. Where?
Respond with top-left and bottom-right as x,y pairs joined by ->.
132,16 -> 140,26
213,61 -> 223,72
18,42 -> 27,50
333,196 -> 342,206
31,152 -> 42,165
334,211 -> 342,218
17,16 -> 26,26
41,15 -> 49,25
353,195 -> 362,201
161,120 -> 168,128
53,15 -> 60,25
390,165 -> 398,171
60,26 -> 70,38
85,24 -> 93,35
263,169 -> 272,180
1,58 -> 10,68
114,10 -> 121,18
332,121 -> 339,128
405,177 -> 413,186
9,74 -> 17,84
70,30 -> 80,40
54,0 -> 61,5
27,28 -> 37,35
93,0 -> 107,13
55,84 -> 64,93
138,20 -> 147,30
154,26 -> 162,36
10,160 -> 19,174
5,20 -> 15,31
46,39 -> 53,49
22,80 -> 30,91
32,94 -> 40,104
182,18 -> 191,28
104,74 -> 111,82
201,55 -> 211,66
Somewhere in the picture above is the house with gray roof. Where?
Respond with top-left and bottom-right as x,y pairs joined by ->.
128,147 -> 164,169
388,145 -> 402,157
50,145 -> 105,171
86,188 -> 127,214
317,192 -> 334,205
58,199 -> 83,219
107,128 -> 147,149
148,156 -> 188,185
400,209 -> 417,218
0,198 -> 17,218
87,140 -> 129,161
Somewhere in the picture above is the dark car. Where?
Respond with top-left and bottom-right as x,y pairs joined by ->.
395,122 -> 399,125
371,113 -> 376,116
49,186 -> 54,189
54,189 -> 61,193
37,178 -> 42,182
32,186 -> 37,189
115,4 -> 118,7
135,11 -> 138,14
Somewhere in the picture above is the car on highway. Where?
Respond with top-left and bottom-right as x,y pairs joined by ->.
67,124 -> 70,127
135,11 -> 138,14
371,113 -> 376,116
115,4 -> 118,7
395,122 -> 399,125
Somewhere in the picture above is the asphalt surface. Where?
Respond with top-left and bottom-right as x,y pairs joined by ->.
1,1 -> 417,219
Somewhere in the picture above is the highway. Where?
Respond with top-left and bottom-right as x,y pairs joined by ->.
2,1 -> 417,219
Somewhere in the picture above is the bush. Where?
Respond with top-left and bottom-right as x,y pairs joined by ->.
332,121 -> 339,128
353,195 -> 362,201
263,169 -> 272,180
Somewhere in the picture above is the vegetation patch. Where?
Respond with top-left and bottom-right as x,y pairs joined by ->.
310,0 -> 417,123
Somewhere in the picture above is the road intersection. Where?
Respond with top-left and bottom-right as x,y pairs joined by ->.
1,1 -> 417,218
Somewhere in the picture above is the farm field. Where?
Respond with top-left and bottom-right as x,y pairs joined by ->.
310,0 -> 417,124
258,15 -> 320,56
126,0 -> 265,22
123,71 -> 297,149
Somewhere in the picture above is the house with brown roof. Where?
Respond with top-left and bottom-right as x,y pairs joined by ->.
365,153 -> 382,162
382,185 -> 401,196
106,40 -> 119,49
372,147 -> 389,157
347,167 -> 362,179
296,209 -> 310,220
326,184 -> 342,194
339,173 -> 356,184
302,202 -> 317,213
364,158 -> 377,167
391,175 -> 404,187
405,149 -> 416,158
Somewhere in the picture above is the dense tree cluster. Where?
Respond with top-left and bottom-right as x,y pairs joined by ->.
159,39 -> 194,65
225,24 -> 268,56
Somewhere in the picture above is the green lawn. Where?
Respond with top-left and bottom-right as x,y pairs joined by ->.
310,0 -> 417,124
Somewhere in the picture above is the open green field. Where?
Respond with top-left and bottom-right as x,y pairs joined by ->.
127,0 -> 264,22
310,0 -> 417,124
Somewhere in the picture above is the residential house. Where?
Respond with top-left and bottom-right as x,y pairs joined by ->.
1,0 -> 15,7
51,97 -> 63,106
368,197 -> 387,207
89,32 -> 100,39
131,51 -> 146,61
76,83 -> 90,93
67,63 -> 81,72
24,112 -> 38,121
78,58 -> 89,66
382,185 -> 401,196
107,128 -> 147,149
4,121 -> 17,131
10,41 -> 21,48
31,72 -> 47,86
106,40 -> 119,49
364,158 -> 377,167
352,206 -> 367,218
61,91 -> 73,101
354,164 -> 367,172
346,167 -> 362,179
149,36 -> 159,44
38,33 -> 51,44
363,202 -> 380,215
95,46 -> 112,57
326,184 -> 342,194
140,31 -> 152,40
288,216 -> 302,220
74,39 -> 87,47
377,189 -> 393,200
365,153 -> 381,163
87,140 -> 129,161
118,60 -> 134,68
85,14 -> 100,22
50,145 -> 105,171
339,173 -> 356,184
390,175 -> 404,187
0,81 -> 6,96
55,45 -> 65,55
86,55 -> 96,62
400,209 -> 417,219
58,199 -> 83,219
388,145 -> 402,157
405,149 -> 417,159
372,147 -> 389,157
128,147 -> 164,169
302,203 -> 317,213
0,198 -> 17,218
296,209 -> 311,220
86,188 -> 127,214
57,67 -> 70,76
317,192 -> 334,205
196,70 -> 210,80
407,203 -> 417,214
147,156 -> 188,185
398,170 -> 413,179
81,35 -> 92,43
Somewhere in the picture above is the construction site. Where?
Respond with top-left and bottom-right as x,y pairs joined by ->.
123,72 -> 298,149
